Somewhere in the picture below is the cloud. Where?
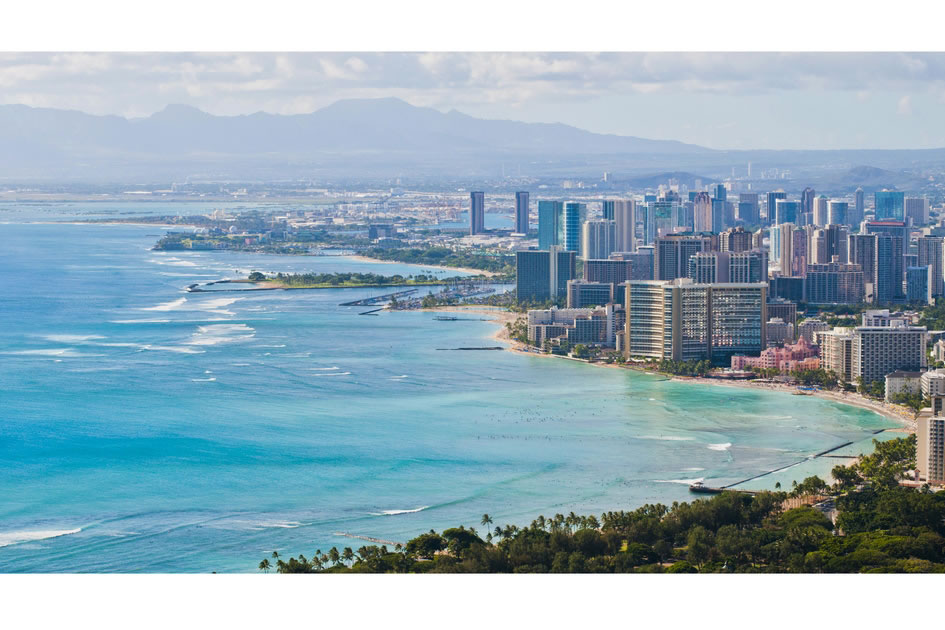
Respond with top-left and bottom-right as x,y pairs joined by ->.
898,94 -> 913,115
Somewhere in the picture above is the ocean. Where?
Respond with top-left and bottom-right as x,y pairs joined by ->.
0,204 -> 898,572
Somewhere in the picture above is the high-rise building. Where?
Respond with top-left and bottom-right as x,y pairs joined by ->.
853,187 -> 866,226
613,200 -> 636,253
515,248 -> 576,302
819,311 -> 927,384
810,225 -> 848,264
805,262 -> 865,304
566,280 -> 614,308
537,200 -> 564,250
769,275 -> 806,303
874,191 -> 905,221
720,226 -> 754,252
693,192 -> 713,233
917,236 -> 945,297
774,223 -> 807,276
737,193 -> 760,225
801,187 -> 816,221
563,203 -> 586,252
813,195 -> 829,226
827,200 -> 848,226
470,191 -> 485,235
907,266 -> 933,305
655,234 -> 714,281
644,201 -> 676,244
514,191 -> 529,234
775,199 -> 800,225
714,184 -> 727,202
601,199 -> 615,221
905,197 -> 930,226
917,397 -> 945,485
766,191 -> 787,223
688,250 -> 767,284
581,219 -> 617,260
866,222 -> 907,303
624,279 -> 767,363
848,233 -> 877,300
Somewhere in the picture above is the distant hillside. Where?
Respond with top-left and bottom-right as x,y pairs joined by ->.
0,98 -> 711,181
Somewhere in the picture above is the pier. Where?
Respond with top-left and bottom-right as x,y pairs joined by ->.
339,289 -> 418,306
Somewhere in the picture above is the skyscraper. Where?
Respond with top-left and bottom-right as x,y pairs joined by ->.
874,191 -> 905,221
469,191 -> 485,235
907,266 -> 933,305
515,247 -> 576,302
601,199 -> 615,221
828,200 -> 848,226
905,197 -> 930,226
514,191 -> 529,234
800,187 -> 816,225
655,234 -> 713,281
852,188 -> 866,226
814,195 -> 829,226
848,233 -> 877,300
917,236 -> 944,297
613,200 -> 636,252
775,199 -> 799,225
563,203 -> 586,252
538,200 -> 564,250
693,192 -> 712,233
645,201 -> 675,243
581,219 -> 617,260
867,221 -> 907,303
766,191 -> 787,223
624,279 -> 767,362
737,193 -> 760,225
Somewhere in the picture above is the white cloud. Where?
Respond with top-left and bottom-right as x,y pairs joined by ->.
898,94 -> 913,115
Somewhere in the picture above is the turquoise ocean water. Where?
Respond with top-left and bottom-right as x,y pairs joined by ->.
0,204 -> 898,572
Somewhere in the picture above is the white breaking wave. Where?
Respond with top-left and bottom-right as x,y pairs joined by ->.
42,334 -> 105,343
141,297 -> 188,312
639,435 -> 694,441
708,442 -> 733,451
4,348 -> 96,357
185,323 -> 255,346
654,478 -> 705,485
683,467 -> 706,472
311,366 -> 340,371
390,375 -> 408,379
0,527 -> 82,548
110,319 -> 172,324
373,506 -> 430,516
257,521 -> 303,529
314,371 -> 352,377
190,377 -> 217,382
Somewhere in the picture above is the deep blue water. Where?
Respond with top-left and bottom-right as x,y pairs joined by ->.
0,210 -> 897,572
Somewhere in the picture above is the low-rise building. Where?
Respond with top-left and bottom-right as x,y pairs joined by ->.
922,369 -> 945,398
730,337 -> 820,372
798,318 -> 830,343
527,305 -> 616,347
885,371 -> 923,402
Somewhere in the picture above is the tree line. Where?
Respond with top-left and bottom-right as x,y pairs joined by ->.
259,437 -> 934,574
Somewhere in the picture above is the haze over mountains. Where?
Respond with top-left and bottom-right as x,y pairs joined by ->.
1,97 -> 943,185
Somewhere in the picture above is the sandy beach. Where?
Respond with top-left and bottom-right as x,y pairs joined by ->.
422,306 -> 917,433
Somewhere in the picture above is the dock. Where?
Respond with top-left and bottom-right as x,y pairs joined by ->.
339,289 -> 418,307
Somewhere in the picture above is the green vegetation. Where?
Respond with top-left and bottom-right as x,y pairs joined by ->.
256,271 -> 467,288
362,247 -> 514,276
655,359 -> 713,377
505,317 -> 528,344
791,368 -> 840,389
857,377 -> 886,400
262,436 -> 945,573
919,298 -> 945,331
890,392 -> 930,417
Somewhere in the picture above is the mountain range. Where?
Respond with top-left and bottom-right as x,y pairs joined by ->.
1,98 -> 943,186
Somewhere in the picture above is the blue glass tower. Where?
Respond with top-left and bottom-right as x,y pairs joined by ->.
874,191 -> 905,221
537,201 -> 564,250
563,202 -> 586,252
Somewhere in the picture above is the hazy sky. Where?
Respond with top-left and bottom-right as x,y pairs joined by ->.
2,52 -> 944,150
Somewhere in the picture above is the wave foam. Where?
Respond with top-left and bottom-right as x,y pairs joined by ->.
640,435 -> 694,442
373,506 -> 430,516
42,334 -> 105,343
185,323 -> 255,346
708,442 -> 733,451
654,478 -> 704,485
314,371 -> 351,377
0,527 -> 82,548
141,297 -> 188,312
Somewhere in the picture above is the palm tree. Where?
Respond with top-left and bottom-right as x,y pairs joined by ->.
258,558 -> 271,573
328,547 -> 341,566
493,526 -> 502,540
271,551 -> 279,559
342,547 -> 355,565
481,513 -> 493,528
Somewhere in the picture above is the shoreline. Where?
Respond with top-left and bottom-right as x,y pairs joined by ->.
417,306 -> 914,486
348,254 -> 500,278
